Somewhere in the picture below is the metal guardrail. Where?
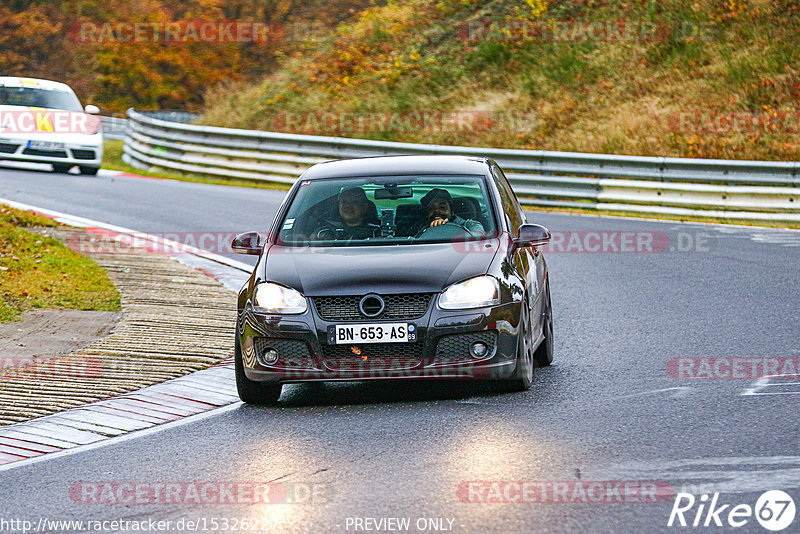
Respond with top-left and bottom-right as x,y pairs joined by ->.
123,108 -> 800,224
100,116 -> 129,140
102,112 -> 197,140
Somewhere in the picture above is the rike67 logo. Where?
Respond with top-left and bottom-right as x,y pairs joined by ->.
668,490 -> 796,531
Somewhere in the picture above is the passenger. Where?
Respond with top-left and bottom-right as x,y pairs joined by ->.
416,188 -> 484,236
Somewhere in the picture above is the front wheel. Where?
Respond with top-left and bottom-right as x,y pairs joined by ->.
494,299 -> 534,393
52,164 -> 72,174
79,166 -> 99,175
235,338 -> 283,404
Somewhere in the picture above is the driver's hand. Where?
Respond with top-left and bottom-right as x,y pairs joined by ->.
429,217 -> 449,228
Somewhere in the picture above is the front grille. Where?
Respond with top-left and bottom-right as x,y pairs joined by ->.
0,142 -> 19,154
71,149 -> 96,160
253,337 -> 315,369
322,342 -> 423,371
433,330 -> 498,365
22,148 -> 67,158
313,293 -> 433,322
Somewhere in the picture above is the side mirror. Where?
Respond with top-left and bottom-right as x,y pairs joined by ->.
512,223 -> 551,250
84,104 -> 100,115
232,232 -> 264,255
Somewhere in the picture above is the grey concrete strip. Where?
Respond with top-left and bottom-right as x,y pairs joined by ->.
39,417 -> 126,437
0,445 -> 39,458
67,408 -> 155,430
16,422 -> 106,445
0,431 -> 78,449
0,437 -> 60,453
82,405 -> 171,426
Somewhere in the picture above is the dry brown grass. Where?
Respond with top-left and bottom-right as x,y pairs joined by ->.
201,0 -> 800,161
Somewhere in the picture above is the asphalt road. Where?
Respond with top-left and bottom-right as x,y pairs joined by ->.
1,164 -> 800,533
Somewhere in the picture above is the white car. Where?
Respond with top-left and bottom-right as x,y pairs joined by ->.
0,77 -> 103,175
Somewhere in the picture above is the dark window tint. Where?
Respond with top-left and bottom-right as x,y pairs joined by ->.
0,86 -> 82,111
277,174 -> 497,247
491,166 -> 524,237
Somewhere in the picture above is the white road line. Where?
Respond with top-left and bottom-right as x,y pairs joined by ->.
704,224 -> 800,250
607,387 -> 692,400
588,456 -> 800,494
741,374 -> 800,396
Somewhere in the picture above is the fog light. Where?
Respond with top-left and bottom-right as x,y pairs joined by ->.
469,341 -> 489,359
260,348 -> 279,365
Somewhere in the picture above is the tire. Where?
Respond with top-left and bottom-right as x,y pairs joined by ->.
79,166 -> 99,175
235,338 -> 283,404
533,279 -> 554,368
494,298 -> 534,393
52,164 -> 72,174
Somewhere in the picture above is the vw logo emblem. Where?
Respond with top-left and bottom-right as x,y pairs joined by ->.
359,294 -> 385,318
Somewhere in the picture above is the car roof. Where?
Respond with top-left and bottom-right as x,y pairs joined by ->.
0,77 -> 76,93
299,155 -> 493,180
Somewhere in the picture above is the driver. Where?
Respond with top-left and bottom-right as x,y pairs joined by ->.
313,187 -> 379,240
416,188 -> 484,237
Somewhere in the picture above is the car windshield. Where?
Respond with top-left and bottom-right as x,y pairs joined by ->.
0,85 -> 82,111
277,174 -> 497,247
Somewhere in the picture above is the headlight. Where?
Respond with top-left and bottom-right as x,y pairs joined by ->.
254,282 -> 307,314
438,276 -> 500,310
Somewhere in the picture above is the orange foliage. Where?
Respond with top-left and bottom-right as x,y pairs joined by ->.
0,0 -> 372,112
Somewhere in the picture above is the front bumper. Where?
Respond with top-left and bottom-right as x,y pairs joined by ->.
237,297 -> 522,384
0,133 -> 103,168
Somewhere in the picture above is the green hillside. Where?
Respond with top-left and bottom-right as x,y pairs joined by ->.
201,0 -> 800,161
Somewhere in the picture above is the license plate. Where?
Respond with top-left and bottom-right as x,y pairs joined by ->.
328,323 -> 416,344
27,140 -> 64,150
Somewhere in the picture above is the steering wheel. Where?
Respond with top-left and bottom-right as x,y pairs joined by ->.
313,220 -> 381,241
417,220 -> 471,240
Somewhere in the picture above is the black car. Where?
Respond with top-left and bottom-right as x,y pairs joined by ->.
232,155 -> 554,404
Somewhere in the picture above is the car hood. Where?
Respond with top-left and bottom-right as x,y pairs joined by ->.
264,239 -> 500,296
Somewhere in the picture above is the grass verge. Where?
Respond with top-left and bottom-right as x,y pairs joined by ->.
0,206 -> 121,323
